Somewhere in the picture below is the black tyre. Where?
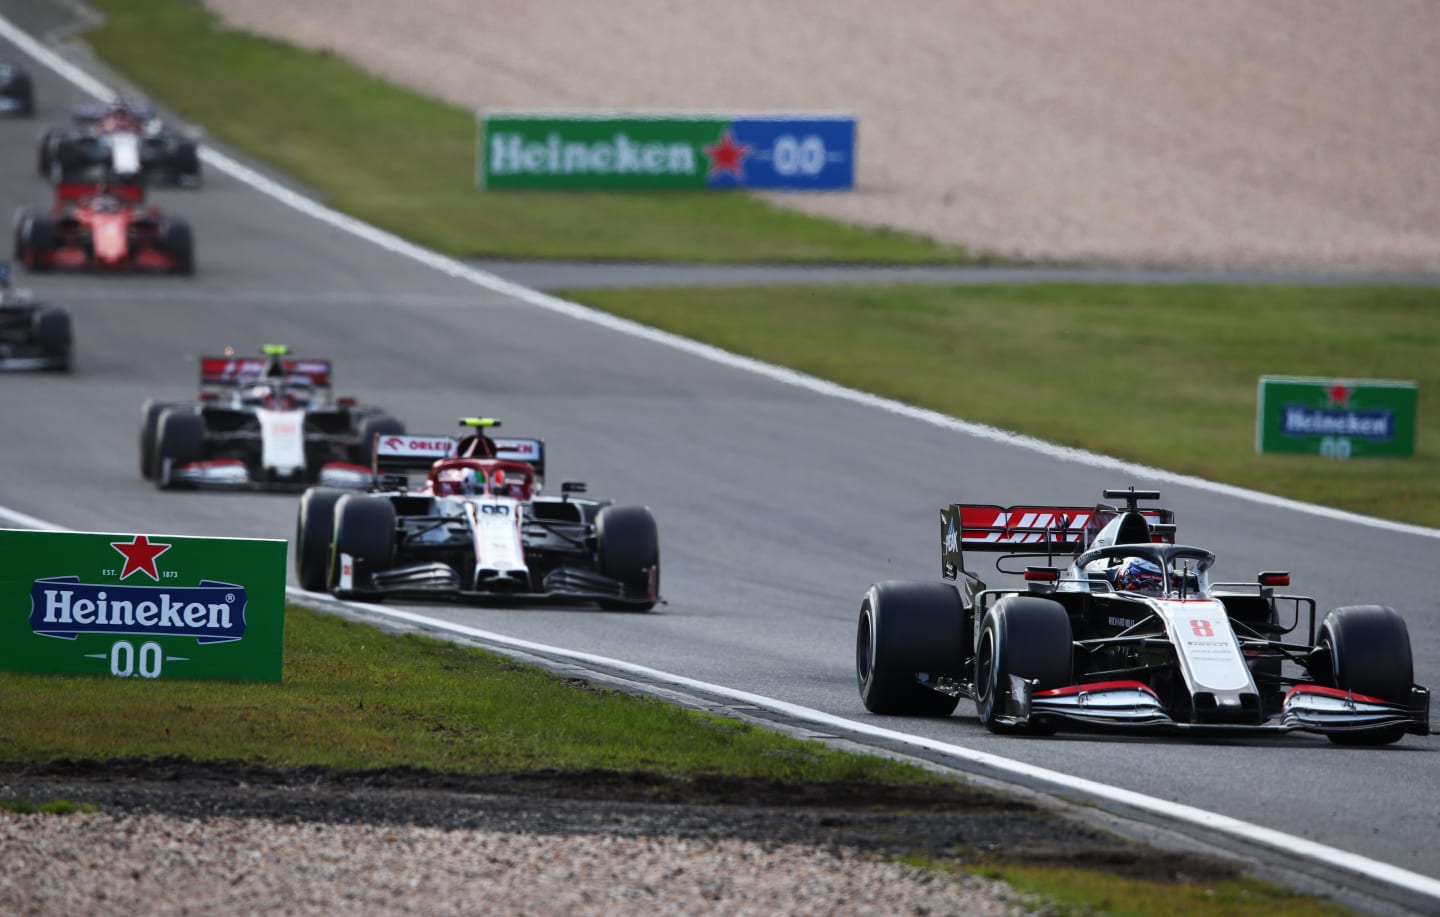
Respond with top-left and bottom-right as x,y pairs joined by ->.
19,214 -> 56,271
595,504 -> 659,610
35,128 -> 53,176
351,413 -> 405,466
330,495 -> 396,592
975,596 -> 1074,735
1318,605 -> 1414,746
12,207 -> 30,262
153,409 -> 205,489
138,399 -> 185,480
856,580 -> 966,717
173,141 -> 202,187
295,487 -> 347,592
11,75 -> 33,117
33,307 -> 72,372
162,220 -> 194,275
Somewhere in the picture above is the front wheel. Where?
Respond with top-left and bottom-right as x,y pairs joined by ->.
1318,605 -> 1414,746
330,494 -> 396,593
856,580 -> 965,717
595,505 -> 658,610
152,410 -> 205,488
34,307 -> 72,372
975,596 -> 1073,735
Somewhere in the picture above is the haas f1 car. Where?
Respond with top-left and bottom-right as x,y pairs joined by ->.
38,100 -> 200,187
294,418 -> 661,610
856,487 -> 1429,745
141,345 -> 405,491
0,262 -> 72,371
13,178 -> 193,274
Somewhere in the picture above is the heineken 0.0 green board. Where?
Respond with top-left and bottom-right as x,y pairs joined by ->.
1256,376 -> 1417,458
0,529 -> 287,682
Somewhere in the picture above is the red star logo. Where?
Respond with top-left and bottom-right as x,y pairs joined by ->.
704,129 -> 751,179
111,535 -> 172,582
1327,384 -> 1352,408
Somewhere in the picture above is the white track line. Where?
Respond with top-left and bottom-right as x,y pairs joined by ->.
0,14 -> 1433,544
3,496 -> 1438,902
1,13 -> 1437,904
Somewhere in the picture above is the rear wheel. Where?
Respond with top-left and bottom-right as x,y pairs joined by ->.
153,410 -> 205,489
351,413 -> 405,466
35,128 -> 54,176
330,495 -> 396,593
1318,605 -> 1413,746
295,487 -> 347,592
975,596 -> 1074,735
856,580 -> 966,717
595,505 -> 658,610
33,307 -> 72,372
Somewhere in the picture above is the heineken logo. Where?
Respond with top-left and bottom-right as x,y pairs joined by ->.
1280,407 -> 1394,440
30,577 -> 248,644
489,131 -> 698,177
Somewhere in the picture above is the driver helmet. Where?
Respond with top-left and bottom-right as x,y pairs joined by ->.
434,466 -> 483,497
1114,557 -> 1165,596
241,382 -> 275,407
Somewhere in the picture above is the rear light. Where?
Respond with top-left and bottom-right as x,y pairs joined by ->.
197,392 -> 217,402
338,396 -> 357,407
1024,567 -> 1060,582
1259,572 -> 1290,587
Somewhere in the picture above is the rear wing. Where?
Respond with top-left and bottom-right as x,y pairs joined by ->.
941,503 -> 1175,580
492,437 -> 545,482
54,181 -> 145,205
198,356 -> 333,389
372,434 -> 457,475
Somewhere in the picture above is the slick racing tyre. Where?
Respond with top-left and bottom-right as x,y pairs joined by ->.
153,410 -> 205,489
139,400 -> 184,480
975,596 -> 1073,735
1318,605 -> 1414,746
352,413 -> 405,466
162,220 -> 194,275
330,495 -> 396,594
35,128 -> 54,176
173,141 -> 202,187
34,307 -> 72,372
17,213 -> 56,271
295,487 -> 348,592
856,580 -> 965,717
595,505 -> 658,610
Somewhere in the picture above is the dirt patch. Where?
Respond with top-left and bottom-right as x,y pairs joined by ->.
0,757 -> 1239,884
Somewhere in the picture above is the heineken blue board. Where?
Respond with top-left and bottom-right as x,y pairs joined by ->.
1256,376 -> 1417,458
0,529 -> 287,682
478,112 -> 856,190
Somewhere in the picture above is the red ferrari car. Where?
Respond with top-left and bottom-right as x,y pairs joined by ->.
12,180 -> 194,274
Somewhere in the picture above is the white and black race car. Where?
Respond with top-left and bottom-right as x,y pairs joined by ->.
856,486 -> 1429,745
38,100 -> 200,187
141,345 -> 404,490
294,418 -> 660,610
0,62 -> 33,117
0,262 -> 72,371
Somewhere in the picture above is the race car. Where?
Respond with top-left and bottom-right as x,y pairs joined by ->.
13,178 -> 194,274
294,418 -> 660,610
0,262 -> 72,371
141,345 -> 406,491
0,62 -> 34,117
37,99 -> 200,187
855,486 -> 1429,745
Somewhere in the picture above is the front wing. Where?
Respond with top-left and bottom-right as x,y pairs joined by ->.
331,553 -> 657,608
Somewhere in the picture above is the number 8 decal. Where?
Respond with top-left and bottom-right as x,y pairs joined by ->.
1190,619 -> 1214,638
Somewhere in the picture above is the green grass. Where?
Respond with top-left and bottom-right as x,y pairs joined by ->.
81,0 -> 970,265
571,283 -> 1440,527
0,607 -> 928,782
979,864 -> 1355,917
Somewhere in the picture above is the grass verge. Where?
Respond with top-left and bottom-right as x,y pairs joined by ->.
571,283 -> 1440,527
80,0 -> 970,265
0,606 -> 926,782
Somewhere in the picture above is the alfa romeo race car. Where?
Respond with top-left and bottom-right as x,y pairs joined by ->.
0,62 -> 33,117
856,486 -> 1429,745
0,262 -> 72,371
141,345 -> 405,491
37,100 -> 201,187
13,178 -> 194,274
294,418 -> 660,610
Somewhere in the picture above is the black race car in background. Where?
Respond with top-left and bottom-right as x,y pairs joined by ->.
0,262 -> 71,371
295,418 -> 660,610
856,486 -> 1429,745
38,99 -> 200,187
141,345 -> 405,490
0,62 -> 33,117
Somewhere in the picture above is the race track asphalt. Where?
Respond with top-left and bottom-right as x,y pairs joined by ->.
0,7 -> 1436,898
